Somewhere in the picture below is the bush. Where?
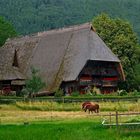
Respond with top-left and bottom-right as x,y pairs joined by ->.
131,90 -> 140,96
25,67 -> 46,98
54,89 -> 64,97
117,90 -> 128,96
20,88 -> 29,97
71,92 -> 79,97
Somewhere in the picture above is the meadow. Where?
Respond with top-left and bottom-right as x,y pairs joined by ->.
0,119 -> 140,140
0,100 -> 140,140
15,100 -> 140,112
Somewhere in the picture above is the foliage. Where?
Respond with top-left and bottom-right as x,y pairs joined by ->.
0,16 -> 17,47
71,91 -> 79,97
133,63 -> 140,90
117,90 -> 127,96
130,90 -> 140,96
20,88 -> 29,97
54,89 -> 63,97
92,13 -> 140,91
25,67 -> 46,97
1,0 -> 140,42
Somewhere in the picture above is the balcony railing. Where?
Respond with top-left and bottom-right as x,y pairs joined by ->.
102,81 -> 118,87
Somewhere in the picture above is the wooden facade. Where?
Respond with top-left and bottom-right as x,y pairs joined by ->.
0,80 -> 25,95
61,60 -> 123,94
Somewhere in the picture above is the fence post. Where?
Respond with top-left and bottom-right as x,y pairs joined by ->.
109,112 -> 112,128
116,111 -> 119,128
51,99 -> 53,121
62,97 -> 64,111
63,97 -> 64,103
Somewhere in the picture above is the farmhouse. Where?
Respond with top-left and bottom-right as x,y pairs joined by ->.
0,23 -> 125,95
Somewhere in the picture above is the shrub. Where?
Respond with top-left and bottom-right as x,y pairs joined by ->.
25,67 -> 46,98
117,90 -> 127,96
71,91 -> 79,97
131,90 -> 140,96
54,89 -> 64,97
20,88 -> 29,97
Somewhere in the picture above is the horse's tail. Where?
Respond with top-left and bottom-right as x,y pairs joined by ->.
95,104 -> 99,113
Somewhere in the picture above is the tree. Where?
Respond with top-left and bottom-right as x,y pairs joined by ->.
0,16 -> 17,47
25,67 -> 46,97
1,0 -> 140,40
92,13 -> 140,91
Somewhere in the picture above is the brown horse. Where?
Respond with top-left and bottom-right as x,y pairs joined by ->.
84,103 -> 99,114
82,101 -> 92,110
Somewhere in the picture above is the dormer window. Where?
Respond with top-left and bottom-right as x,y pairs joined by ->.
12,49 -> 18,67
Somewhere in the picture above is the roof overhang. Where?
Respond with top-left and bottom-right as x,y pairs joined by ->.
11,80 -> 25,85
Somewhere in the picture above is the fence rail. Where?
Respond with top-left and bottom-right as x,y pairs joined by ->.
101,112 -> 140,117
102,111 -> 140,127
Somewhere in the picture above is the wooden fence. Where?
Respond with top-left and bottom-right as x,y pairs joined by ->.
102,111 -> 140,127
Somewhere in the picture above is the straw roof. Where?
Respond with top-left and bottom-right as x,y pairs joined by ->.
0,47 -> 26,80
1,23 -> 121,91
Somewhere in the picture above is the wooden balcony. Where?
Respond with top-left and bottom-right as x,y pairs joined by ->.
102,81 -> 118,87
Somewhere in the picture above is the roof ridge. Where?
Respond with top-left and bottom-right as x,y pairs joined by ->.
36,22 -> 91,37
5,23 -> 92,41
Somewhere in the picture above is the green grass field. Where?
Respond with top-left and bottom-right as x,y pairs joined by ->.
0,119 -> 140,140
0,101 -> 140,140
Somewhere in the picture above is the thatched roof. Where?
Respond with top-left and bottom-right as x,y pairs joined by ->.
1,23 -> 121,91
0,47 -> 26,80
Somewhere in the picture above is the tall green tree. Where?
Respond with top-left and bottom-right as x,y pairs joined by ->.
0,16 -> 17,47
92,13 -> 140,91
25,67 -> 46,97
